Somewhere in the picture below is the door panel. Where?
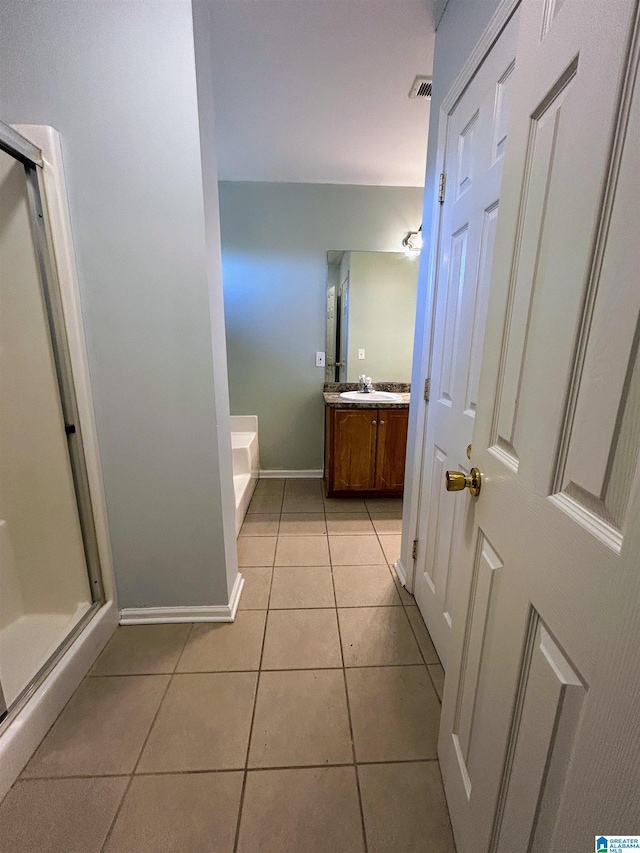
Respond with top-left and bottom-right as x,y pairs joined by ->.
414,11 -> 520,665
332,409 -> 376,491
439,1 -> 640,849
0,146 -> 92,709
375,409 -> 408,491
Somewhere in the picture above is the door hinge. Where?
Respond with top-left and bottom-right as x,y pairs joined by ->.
438,172 -> 446,204
424,377 -> 431,402
412,539 -> 418,561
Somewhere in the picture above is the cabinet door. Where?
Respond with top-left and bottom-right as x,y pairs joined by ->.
332,408 -> 377,491
374,409 -> 409,491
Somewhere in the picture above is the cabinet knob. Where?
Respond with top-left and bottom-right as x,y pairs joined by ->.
379,419 -> 385,425
371,420 -> 377,425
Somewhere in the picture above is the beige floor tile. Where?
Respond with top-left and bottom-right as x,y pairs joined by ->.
249,670 -> 352,767
346,666 -> 440,762
405,606 -> 440,664
103,772 -> 243,853
359,762 -> 456,852
278,513 -> 327,536
240,513 -> 280,536
365,498 -> 403,513
261,609 -> 342,669
326,513 -> 375,535
332,564 -> 401,607
281,494 -> 325,513
269,566 -> 335,609
254,479 -> 285,496
238,566 -> 272,610
378,534 -> 402,564
368,507 -> 403,521
22,675 -> 169,778
0,777 -> 128,853
275,535 -> 330,566
237,767 -> 365,853
391,565 -> 415,604
91,624 -> 190,675
429,663 -> 446,701
370,513 -> 403,534
284,478 -> 323,496
237,536 -> 277,567
137,672 -> 257,772
176,611 -> 266,672
324,497 -> 368,513
329,534 -> 385,565
247,494 -> 283,514
338,607 -> 422,667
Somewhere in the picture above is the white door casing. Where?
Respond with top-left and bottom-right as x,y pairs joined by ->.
439,1 -> 640,850
413,10 -> 519,666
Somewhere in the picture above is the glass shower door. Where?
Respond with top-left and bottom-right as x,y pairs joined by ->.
0,135 -> 99,716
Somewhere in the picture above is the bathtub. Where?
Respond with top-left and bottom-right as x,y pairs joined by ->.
230,415 -> 259,536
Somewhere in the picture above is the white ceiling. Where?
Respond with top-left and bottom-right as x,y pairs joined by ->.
208,0 -> 436,187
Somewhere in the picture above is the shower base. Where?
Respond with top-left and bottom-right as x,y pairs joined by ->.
0,604 -> 91,709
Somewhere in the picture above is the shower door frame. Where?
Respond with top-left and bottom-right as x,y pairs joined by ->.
0,121 -> 105,722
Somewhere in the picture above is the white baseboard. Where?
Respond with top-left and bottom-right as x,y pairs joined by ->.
260,469 -> 323,479
0,600 -> 118,803
119,572 -> 245,625
394,557 -> 408,589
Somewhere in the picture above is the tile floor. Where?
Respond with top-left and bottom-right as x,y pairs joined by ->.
0,479 -> 455,853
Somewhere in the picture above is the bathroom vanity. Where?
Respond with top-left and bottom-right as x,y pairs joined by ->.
323,385 -> 410,497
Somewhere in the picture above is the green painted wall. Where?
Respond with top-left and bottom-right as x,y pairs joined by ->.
219,182 -> 423,471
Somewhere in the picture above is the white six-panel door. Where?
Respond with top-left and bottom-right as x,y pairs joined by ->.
439,0 -> 640,849
414,11 -> 518,666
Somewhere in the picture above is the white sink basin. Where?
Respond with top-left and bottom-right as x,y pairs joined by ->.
339,390 -> 403,403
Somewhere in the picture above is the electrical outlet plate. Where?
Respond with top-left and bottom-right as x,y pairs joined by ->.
316,351 -> 326,367
358,348 -> 365,359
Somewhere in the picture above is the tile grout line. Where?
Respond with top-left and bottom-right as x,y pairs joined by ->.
98,625 -> 192,853
365,497 -> 444,704
389,557 -> 443,704
20,757 -> 444,783
328,534 -> 369,853
231,523 -> 277,853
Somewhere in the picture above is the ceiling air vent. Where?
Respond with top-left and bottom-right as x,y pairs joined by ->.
409,76 -> 432,99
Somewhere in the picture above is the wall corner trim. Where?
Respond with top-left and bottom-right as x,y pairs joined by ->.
119,573 -> 245,625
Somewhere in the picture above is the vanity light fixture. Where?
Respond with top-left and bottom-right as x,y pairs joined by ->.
402,225 -> 423,257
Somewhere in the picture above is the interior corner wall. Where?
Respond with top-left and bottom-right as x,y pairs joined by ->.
218,181 -> 424,471
0,0 -> 232,610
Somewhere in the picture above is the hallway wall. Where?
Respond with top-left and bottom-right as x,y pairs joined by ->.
0,0 -> 236,610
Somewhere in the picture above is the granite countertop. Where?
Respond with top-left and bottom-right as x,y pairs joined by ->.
323,382 -> 411,409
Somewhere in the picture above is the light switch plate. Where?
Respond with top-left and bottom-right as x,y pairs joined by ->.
358,349 -> 365,360
316,351 -> 326,367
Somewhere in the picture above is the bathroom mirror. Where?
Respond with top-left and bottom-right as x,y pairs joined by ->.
325,250 -> 418,383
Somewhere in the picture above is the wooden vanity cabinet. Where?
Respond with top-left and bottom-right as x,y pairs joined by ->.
324,406 -> 409,497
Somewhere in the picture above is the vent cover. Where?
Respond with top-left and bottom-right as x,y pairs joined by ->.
409,76 -> 432,99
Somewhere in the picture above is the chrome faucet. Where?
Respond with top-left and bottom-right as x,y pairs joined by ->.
359,374 -> 373,393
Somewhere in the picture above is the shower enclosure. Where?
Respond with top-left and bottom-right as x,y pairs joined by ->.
0,122 -> 103,723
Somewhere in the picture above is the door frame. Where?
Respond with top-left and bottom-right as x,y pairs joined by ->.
400,0 -> 521,598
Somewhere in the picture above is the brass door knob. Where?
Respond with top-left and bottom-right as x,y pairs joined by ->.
445,467 -> 481,497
